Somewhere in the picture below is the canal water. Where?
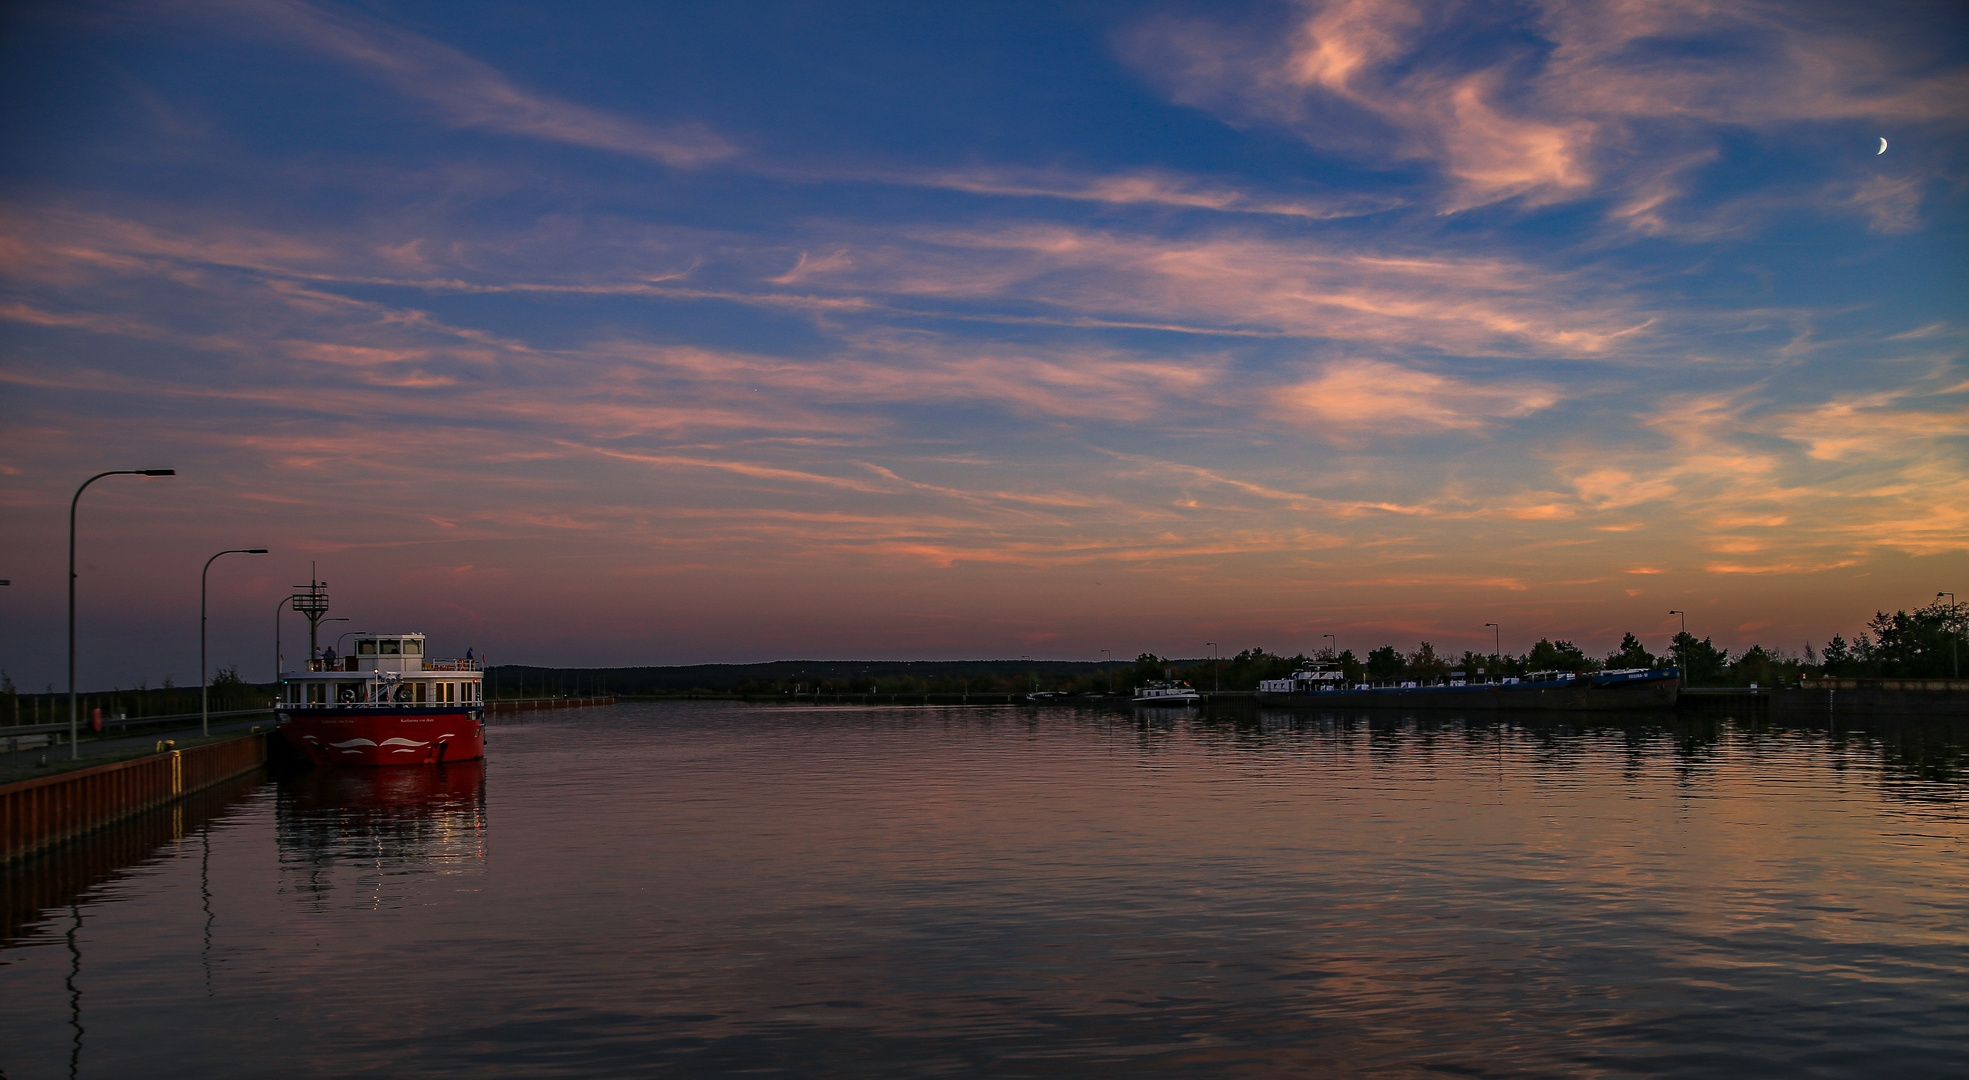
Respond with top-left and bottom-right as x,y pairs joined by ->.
2,702 -> 1964,1078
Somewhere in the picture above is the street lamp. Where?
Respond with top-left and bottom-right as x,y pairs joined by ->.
69,469 -> 174,759
272,593 -> 300,684
1101,649 -> 1111,694
1940,593 -> 1958,679
201,548 -> 268,736
335,628 -> 369,656
1669,611 -> 1688,687
1322,633 -> 1336,660
1208,642 -> 1218,693
1484,623 -> 1500,674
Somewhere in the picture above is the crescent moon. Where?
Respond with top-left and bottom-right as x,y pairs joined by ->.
1878,137 -> 1888,155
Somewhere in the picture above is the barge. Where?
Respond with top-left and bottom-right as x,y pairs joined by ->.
1256,665 -> 1679,711
1133,680 -> 1202,706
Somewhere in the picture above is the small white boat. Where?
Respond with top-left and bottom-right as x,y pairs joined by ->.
1132,680 -> 1201,705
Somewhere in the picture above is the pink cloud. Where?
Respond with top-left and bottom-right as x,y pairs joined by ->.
1271,358 -> 1560,438
1122,0 -> 1969,215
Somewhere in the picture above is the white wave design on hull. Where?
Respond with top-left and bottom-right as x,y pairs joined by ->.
326,737 -> 434,749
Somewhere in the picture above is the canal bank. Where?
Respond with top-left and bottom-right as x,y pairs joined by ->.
0,733 -> 267,864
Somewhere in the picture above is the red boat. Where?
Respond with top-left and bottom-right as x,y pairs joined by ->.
276,634 -> 485,766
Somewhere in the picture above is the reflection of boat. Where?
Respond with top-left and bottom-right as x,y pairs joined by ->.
277,633 -> 485,766
277,760 -> 487,905
1256,666 -> 1680,711
1133,680 -> 1201,705
280,758 -> 487,815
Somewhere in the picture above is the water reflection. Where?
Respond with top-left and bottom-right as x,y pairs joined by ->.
1,707 -> 1963,1079
276,761 -> 488,910
1213,708 -> 1969,801
0,770 -> 266,1080
1,770 -> 266,947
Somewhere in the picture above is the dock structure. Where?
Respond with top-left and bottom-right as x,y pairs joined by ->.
1771,678 -> 1969,721
1,733 -> 267,864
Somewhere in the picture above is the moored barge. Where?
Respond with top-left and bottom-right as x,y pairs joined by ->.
1256,665 -> 1679,711
277,634 -> 485,766
1133,680 -> 1202,706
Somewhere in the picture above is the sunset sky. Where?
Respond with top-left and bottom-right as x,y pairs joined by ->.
3,0 -> 1965,689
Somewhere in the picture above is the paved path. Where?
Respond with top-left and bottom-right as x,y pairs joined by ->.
0,713 -> 272,784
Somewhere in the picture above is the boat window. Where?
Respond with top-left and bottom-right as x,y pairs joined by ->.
358,639 -> 377,655
403,639 -> 423,656
380,639 -> 400,655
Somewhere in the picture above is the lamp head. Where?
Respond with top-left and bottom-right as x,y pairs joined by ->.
247,548 -> 269,554
140,469 -> 175,476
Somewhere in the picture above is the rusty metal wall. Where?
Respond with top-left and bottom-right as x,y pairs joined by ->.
0,734 -> 266,864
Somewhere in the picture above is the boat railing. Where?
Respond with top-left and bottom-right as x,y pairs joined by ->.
300,657 -> 482,672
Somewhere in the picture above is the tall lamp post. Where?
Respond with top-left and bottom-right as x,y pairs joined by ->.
273,594 -> 295,685
1484,623 -> 1500,674
1208,642 -> 1218,693
1669,611 -> 1688,687
69,469 -> 174,759
1323,633 -> 1336,660
201,548 -> 268,736
1941,593 -> 1958,679
1101,649 -> 1111,694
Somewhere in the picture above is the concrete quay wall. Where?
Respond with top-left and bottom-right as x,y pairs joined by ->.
0,734 -> 267,864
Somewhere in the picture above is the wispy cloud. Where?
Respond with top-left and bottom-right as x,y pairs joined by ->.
193,0 -> 735,166
882,165 -> 1402,219
783,223 -> 1654,356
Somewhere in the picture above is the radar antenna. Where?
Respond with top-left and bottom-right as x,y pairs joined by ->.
291,562 -> 331,662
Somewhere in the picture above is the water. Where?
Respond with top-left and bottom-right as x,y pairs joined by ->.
3,703 -> 1965,1078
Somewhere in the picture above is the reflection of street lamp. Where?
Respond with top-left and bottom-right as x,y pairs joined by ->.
201,548 -> 268,736
1669,611 -> 1689,687
1941,593 -> 1958,679
69,469 -> 174,758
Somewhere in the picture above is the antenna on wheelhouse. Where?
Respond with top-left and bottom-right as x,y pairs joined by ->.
292,561 -> 331,661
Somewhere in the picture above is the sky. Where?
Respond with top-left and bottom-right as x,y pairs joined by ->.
2,0 -> 1965,690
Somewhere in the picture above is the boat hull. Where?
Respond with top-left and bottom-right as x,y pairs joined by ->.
1256,671 -> 1679,712
277,707 -> 486,767
1133,693 -> 1202,706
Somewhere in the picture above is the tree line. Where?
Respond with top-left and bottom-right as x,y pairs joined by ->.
1130,597 -> 1964,693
